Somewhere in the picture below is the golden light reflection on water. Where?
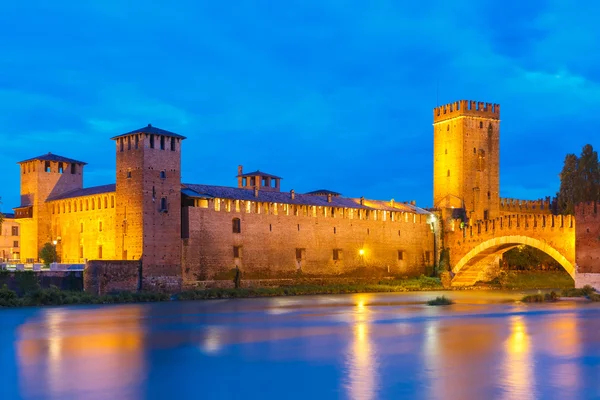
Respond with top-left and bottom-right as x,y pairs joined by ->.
501,315 -> 535,400
17,307 -> 146,400
345,294 -> 378,400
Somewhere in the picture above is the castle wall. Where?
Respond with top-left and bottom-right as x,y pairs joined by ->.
84,260 -> 140,295
47,193 -> 117,263
182,199 -> 434,281
499,197 -> 553,215
575,202 -> 600,274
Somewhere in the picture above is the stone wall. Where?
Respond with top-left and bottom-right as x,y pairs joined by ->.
142,263 -> 182,293
84,260 -> 140,295
0,270 -> 83,294
182,204 -> 434,281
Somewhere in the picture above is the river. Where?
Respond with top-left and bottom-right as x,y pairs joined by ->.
1,291 -> 600,399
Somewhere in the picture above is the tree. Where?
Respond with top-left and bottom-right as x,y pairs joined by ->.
39,242 -> 57,266
0,196 -> 3,232
556,144 -> 600,214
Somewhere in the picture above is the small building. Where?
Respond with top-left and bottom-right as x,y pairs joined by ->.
0,213 -> 20,262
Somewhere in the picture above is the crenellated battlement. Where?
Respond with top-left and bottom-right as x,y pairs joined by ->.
433,100 -> 500,123
575,201 -> 599,218
448,213 -> 575,240
500,197 -> 552,214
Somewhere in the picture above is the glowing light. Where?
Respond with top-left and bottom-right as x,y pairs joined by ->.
359,249 -> 365,256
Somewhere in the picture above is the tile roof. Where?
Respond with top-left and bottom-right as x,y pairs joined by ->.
46,184 -> 116,202
18,152 -> 87,165
111,124 -> 186,140
1,213 -> 15,219
182,184 -> 430,214
236,170 -> 282,179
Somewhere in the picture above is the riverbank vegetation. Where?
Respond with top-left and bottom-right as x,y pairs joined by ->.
521,285 -> 600,303
426,296 -> 454,306
476,270 -> 574,290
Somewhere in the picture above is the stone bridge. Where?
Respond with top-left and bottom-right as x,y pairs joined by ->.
445,214 -> 576,287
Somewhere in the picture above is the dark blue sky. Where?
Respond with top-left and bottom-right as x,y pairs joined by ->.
1,1 -> 599,211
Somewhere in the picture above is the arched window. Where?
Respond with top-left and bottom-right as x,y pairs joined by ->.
232,218 -> 241,233
447,170 -> 450,177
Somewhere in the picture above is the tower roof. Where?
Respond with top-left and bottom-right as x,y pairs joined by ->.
110,124 -> 186,140
236,170 -> 282,179
18,152 -> 87,165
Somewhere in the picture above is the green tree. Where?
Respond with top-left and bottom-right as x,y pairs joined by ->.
556,144 -> 600,214
0,196 -> 4,232
39,242 -> 57,266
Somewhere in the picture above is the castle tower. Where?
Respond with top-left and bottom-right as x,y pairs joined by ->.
13,154 -> 86,261
433,100 -> 500,223
112,125 -> 185,269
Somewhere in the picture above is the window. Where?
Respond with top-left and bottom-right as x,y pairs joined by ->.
398,250 -> 404,260
160,197 -> 168,212
333,227 -> 336,234
150,134 -> 155,148
80,223 -> 84,233
58,162 -> 64,174
160,135 -> 165,150
13,241 -> 18,248
120,139 -> 124,152
474,147 -> 476,154
232,218 -> 241,233
98,246 -> 103,259
71,163 -> 76,174
160,170 -> 166,179
447,170 -> 450,177
127,136 -> 131,150
171,137 -> 176,151
296,248 -> 305,260
135,135 -> 139,149
233,246 -> 241,258
269,224 -> 272,232
111,196 -> 115,208
104,197 -> 108,208
479,121 -> 483,128
425,251 -> 432,263
79,246 -> 84,259
127,170 -> 132,179
333,249 -> 343,261
99,221 -> 103,232
11,226 -> 18,236
45,161 -> 51,172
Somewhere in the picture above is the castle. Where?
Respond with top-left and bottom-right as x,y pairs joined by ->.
12,124 -> 435,289
11,100 -> 584,291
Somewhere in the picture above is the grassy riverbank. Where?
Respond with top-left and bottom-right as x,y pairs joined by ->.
0,271 -> 581,307
476,270 -> 574,290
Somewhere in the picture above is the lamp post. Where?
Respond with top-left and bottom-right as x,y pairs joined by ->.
359,248 -> 365,266
52,236 -> 62,263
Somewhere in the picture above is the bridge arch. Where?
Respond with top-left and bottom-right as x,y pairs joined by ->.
452,235 -> 575,279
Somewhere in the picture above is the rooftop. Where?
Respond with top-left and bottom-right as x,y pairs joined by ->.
18,152 -> 87,165
46,184 -> 116,202
111,124 -> 187,140
182,184 -> 430,214
1,213 -> 15,219
305,189 -> 341,197
237,170 -> 282,179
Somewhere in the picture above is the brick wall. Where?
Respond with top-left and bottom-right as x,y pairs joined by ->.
575,202 -> 600,274
84,260 -> 140,295
182,203 -> 434,281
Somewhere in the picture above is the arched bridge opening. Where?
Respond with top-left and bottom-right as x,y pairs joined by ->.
451,235 -> 575,287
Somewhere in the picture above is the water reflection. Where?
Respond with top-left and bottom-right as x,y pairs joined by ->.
501,315 -> 535,400
16,306 -> 146,400
344,294 -> 379,400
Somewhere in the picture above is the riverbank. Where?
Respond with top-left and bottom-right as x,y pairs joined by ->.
0,271 -> 579,307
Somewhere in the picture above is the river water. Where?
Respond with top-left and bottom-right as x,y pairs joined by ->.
2,291 -> 600,400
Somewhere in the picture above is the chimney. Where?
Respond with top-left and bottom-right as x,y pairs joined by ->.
254,186 -> 259,198
410,200 -> 416,206
390,198 -> 395,207
327,193 -> 332,203
290,189 -> 295,200
237,165 -> 244,188
360,196 -> 365,206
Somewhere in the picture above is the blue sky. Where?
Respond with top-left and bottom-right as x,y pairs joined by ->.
1,0 -> 599,211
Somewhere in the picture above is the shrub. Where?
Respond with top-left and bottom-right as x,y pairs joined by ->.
39,242 -> 58,267
562,285 -> 595,297
14,271 -> 40,295
427,296 -> 454,306
522,291 -> 559,303
588,292 -> 600,302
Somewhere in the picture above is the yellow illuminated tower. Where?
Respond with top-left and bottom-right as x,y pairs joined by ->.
433,100 -> 500,223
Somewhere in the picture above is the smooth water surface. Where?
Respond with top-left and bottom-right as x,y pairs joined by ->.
2,291 -> 600,399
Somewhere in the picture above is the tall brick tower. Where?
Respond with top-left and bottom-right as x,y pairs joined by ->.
14,154 -> 86,262
433,100 -> 500,223
112,125 -> 185,272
